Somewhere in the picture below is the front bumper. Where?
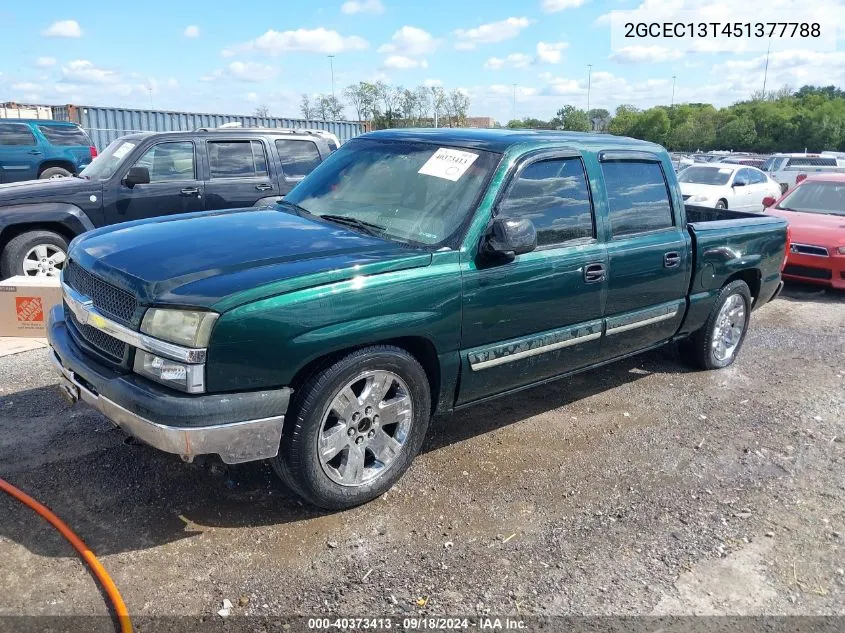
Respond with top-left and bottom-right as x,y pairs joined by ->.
782,252 -> 845,289
47,305 -> 291,464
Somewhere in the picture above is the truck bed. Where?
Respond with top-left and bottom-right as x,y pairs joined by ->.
685,204 -> 769,226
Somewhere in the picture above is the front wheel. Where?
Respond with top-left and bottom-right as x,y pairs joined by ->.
272,345 -> 431,510
0,230 -> 68,279
715,199 -> 727,209
681,280 -> 752,370
39,166 -> 73,179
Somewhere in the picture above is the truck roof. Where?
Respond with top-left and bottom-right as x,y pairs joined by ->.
116,128 -> 333,142
360,128 -> 662,154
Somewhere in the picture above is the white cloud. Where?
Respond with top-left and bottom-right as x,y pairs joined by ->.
341,0 -> 385,14
610,46 -> 684,63
485,53 -> 532,70
378,26 -> 439,56
543,0 -> 589,11
423,78 -> 443,87
166,78 -> 179,89
246,92 -> 259,102
61,60 -> 118,84
536,41 -> 568,64
383,55 -> 428,69
453,17 -> 532,50
12,82 -> 42,92
545,76 -> 582,96
34,56 -> 56,68
223,28 -> 368,57
203,61 -> 278,82
713,50 -> 845,88
41,20 -> 82,38
184,25 -> 200,38
488,84 -> 538,97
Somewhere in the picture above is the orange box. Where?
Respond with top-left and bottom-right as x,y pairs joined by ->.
0,276 -> 62,337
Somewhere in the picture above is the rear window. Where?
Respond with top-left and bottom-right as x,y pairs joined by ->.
0,122 -> 36,146
37,124 -> 92,146
787,157 -> 837,167
678,166 -> 733,186
601,161 -> 675,237
275,139 -> 321,178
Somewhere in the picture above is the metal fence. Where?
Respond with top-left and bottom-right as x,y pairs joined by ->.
51,105 -> 367,150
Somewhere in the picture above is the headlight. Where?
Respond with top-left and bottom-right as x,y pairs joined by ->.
140,308 -> 218,347
838,246 -> 845,255
691,194 -> 710,202
134,351 -> 205,393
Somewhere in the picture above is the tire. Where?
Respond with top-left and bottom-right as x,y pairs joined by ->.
681,280 -> 752,370
715,199 -> 728,209
272,345 -> 431,510
1,230 -> 69,279
39,166 -> 73,180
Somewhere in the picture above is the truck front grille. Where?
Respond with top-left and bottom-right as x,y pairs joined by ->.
783,264 -> 833,280
64,260 -> 139,325
66,304 -> 127,361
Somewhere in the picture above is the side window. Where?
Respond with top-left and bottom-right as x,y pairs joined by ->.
207,140 -> 268,178
133,142 -> 195,182
0,123 -> 37,146
601,161 -> 674,237
734,168 -> 752,185
748,169 -> 766,184
275,139 -> 321,179
498,157 -> 595,246
788,157 -> 836,167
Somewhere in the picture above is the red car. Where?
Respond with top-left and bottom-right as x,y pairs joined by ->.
763,174 -> 845,289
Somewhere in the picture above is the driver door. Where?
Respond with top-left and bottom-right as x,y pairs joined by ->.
457,153 -> 607,405
102,140 -> 204,224
731,168 -> 754,211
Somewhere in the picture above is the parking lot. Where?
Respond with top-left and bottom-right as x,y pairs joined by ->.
0,283 -> 842,620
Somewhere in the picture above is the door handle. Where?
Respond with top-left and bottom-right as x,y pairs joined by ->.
28,150 -> 42,155
583,263 -> 606,283
664,251 -> 681,268
255,183 -> 273,191
180,187 -> 201,197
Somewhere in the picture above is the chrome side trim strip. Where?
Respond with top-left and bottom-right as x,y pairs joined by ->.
63,283 -> 206,364
51,352 -> 283,464
469,320 -> 603,371
606,306 -> 679,336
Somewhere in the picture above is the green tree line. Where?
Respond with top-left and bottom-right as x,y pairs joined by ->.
505,85 -> 845,153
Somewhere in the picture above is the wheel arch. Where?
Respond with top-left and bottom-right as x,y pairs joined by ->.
724,268 -> 761,305
37,159 -> 78,177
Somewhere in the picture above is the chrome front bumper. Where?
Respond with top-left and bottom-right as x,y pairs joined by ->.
50,350 -> 286,465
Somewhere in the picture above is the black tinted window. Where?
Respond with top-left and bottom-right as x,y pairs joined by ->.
134,142 -> 195,182
0,123 -> 36,146
37,124 -> 92,146
788,157 -> 836,167
275,139 -> 321,178
499,157 -> 594,246
602,161 -> 674,237
208,140 -> 268,178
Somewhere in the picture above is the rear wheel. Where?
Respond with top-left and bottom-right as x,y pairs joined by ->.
715,199 -> 727,209
681,280 -> 752,370
39,166 -> 73,180
0,231 -> 68,279
272,345 -> 431,510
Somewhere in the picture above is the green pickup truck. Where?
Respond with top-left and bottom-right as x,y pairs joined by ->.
47,129 -> 788,509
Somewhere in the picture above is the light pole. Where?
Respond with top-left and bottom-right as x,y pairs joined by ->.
761,39 -> 771,97
671,75 -> 676,107
586,64 -> 593,115
512,83 -> 517,122
328,55 -> 336,100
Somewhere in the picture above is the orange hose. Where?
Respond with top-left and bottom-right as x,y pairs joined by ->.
0,477 -> 132,633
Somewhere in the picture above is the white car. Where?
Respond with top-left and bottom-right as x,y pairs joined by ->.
761,153 -> 845,193
678,163 -> 782,212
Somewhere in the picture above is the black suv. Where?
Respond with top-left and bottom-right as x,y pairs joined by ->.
0,128 -> 334,279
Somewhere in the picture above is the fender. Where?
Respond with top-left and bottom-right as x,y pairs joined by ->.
0,202 -> 95,237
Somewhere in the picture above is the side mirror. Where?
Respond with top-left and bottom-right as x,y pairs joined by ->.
124,166 -> 150,188
732,179 -> 746,188
482,217 -> 537,261
762,196 -> 776,208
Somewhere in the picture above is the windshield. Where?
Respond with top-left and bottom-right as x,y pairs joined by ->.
678,166 -> 733,186
79,139 -> 137,180
283,138 -> 500,246
777,181 -> 845,216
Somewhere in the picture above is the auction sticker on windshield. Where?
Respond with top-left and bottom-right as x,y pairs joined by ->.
113,142 -> 135,159
418,147 -> 479,182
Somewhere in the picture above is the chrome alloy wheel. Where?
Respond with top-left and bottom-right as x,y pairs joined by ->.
318,370 -> 413,487
23,244 -> 66,277
712,294 -> 746,362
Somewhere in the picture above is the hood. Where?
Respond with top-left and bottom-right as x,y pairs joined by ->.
70,208 -> 432,309
766,207 -> 845,246
0,176 -> 100,204
679,182 -> 726,198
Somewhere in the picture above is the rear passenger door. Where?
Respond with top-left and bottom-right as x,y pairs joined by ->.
274,138 -> 323,195
599,154 -> 690,359
458,153 -> 607,404
203,139 -> 279,209
0,122 -> 40,182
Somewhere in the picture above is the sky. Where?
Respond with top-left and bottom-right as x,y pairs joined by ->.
1,0 -> 844,123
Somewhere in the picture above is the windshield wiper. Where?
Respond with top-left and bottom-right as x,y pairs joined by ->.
276,199 -> 311,216
318,214 -> 386,237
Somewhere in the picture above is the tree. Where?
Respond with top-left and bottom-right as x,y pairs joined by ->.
343,82 -> 378,122
430,86 -> 447,127
631,107 -> 670,145
315,94 -> 345,121
414,85 -> 431,124
718,115 -> 757,150
300,94 -> 317,120
607,104 -> 640,136
253,105 -> 270,118
552,105 -> 590,131
399,87 -> 417,124
448,89 -> 470,127
587,108 -> 610,132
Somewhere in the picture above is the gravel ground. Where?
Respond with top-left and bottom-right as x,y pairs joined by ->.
0,283 -> 843,622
